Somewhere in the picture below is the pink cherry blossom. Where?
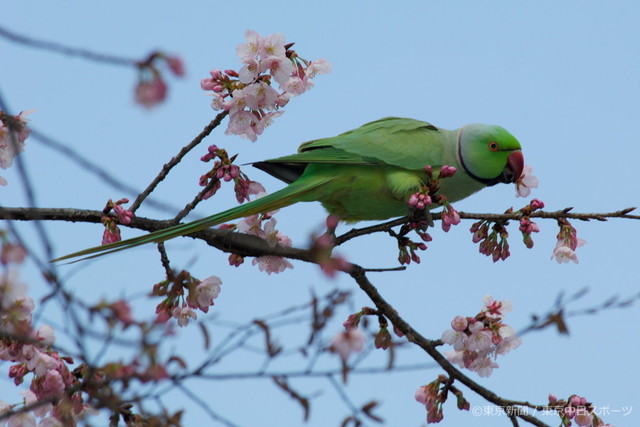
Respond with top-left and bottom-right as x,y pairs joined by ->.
414,385 -> 430,405
331,329 -> 366,361
237,214 -> 294,274
305,58 -> 332,78
252,255 -> 294,275
515,164 -> 539,198
0,110 -> 32,186
551,244 -> 579,264
466,329 -> 493,352
238,58 -> 260,84
243,82 -> 279,110
469,355 -> 499,377
26,351 -> 58,377
261,56 -> 294,86
259,33 -> 287,58
191,275 -> 222,313
283,76 -> 309,95
172,305 -> 197,327
482,295 -> 512,317
441,296 -> 520,377
441,329 -> 468,351
236,30 -> 263,61
203,31 -> 331,142
36,325 -> 56,346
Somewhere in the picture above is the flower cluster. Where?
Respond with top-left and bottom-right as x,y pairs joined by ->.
153,270 -> 222,327
515,164 -> 539,198
393,218 -> 432,266
101,198 -> 135,244
441,296 -> 521,377
470,219 -> 510,262
552,218 -> 586,264
134,52 -> 185,109
199,144 -> 265,202
0,239 -> 91,425
548,394 -> 611,426
518,198 -> 544,248
415,375 -> 469,424
407,165 -> 461,232
0,110 -> 32,186
235,212 -> 294,274
201,30 -> 331,141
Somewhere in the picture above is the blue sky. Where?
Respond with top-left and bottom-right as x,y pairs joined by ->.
2,1 -> 640,426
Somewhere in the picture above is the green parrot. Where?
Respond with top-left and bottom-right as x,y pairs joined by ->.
53,117 -> 524,262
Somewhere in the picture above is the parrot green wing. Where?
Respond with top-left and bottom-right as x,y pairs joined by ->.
296,117 -> 456,170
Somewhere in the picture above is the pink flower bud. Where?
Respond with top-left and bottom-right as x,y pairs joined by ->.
439,165 -> 457,178
530,199 -> 545,210
167,56 -> 185,77
201,79 -> 217,90
326,214 -> 340,230
569,395 -> 582,407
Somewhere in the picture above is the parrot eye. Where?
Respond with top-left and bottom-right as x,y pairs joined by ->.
488,141 -> 499,151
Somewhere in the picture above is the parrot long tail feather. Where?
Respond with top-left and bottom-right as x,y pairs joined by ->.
52,176 -> 333,263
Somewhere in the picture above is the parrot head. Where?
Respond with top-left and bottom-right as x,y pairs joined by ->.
458,124 -> 524,186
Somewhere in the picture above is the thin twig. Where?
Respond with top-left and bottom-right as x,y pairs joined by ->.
0,25 -> 135,66
129,111 -> 229,213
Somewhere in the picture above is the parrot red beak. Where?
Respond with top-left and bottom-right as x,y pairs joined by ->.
499,150 -> 524,183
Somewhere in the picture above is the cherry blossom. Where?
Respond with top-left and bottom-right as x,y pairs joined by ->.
552,218 -> 586,264
414,375 -> 452,423
188,275 -> 222,313
202,30 -> 331,141
236,211 -> 294,274
330,329 -> 366,362
0,110 -> 32,185
515,164 -> 539,197
441,296 -> 521,377
172,304 -> 197,327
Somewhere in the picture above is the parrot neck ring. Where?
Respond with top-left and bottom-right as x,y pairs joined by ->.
456,128 -> 524,187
